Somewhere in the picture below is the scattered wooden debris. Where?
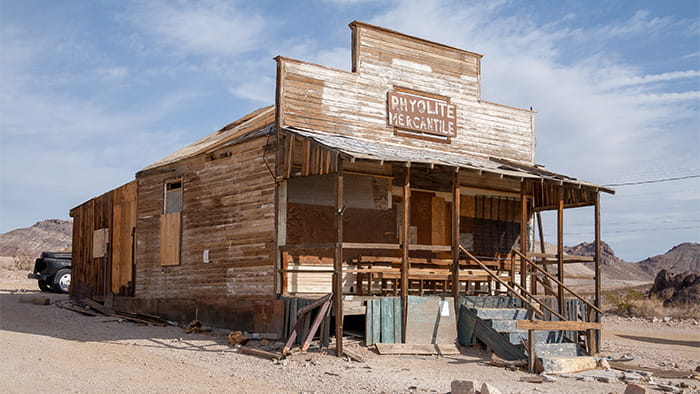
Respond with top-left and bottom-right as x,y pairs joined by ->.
343,348 -> 366,363
518,376 -> 544,383
656,383 -> 682,393
490,353 -> 526,369
240,347 -> 284,361
374,343 -> 459,356
78,298 -> 112,314
228,331 -> 249,345
54,300 -> 97,316
185,320 -> 202,333
282,293 -> 332,354
19,296 -> 51,305
609,362 -> 694,379
66,298 -> 167,326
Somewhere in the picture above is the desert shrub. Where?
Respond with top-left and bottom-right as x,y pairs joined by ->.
605,288 -> 644,316
605,288 -> 700,320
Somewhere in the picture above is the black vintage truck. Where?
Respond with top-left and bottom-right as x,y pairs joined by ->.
28,251 -> 71,293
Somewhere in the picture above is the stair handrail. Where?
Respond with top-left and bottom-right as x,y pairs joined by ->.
512,249 -> 602,314
508,280 -> 566,320
458,245 -> 543,317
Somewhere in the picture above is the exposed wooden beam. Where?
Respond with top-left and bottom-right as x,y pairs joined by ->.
557,186 -> 564,316
593,191 -> 602,354
334,159 -> 344,356
401,165 -> 410,342
519,181 -> 528,291
451,168 -> 461,311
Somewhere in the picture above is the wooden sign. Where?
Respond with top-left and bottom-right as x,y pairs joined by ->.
387,90 -> 457,138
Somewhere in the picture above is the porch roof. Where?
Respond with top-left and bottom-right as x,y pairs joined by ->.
284,126 -> 614,194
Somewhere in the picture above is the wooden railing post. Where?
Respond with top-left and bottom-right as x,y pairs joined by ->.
520,182 -> 528,293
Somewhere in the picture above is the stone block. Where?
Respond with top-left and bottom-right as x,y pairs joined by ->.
451,380 -> 476,394
480,382 -> 502,394
624,383 -> 646,394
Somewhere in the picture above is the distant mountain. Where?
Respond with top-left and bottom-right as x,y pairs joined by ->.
562,241 -> 651,281
0,219 -> 72,259
637,242 -> 700,275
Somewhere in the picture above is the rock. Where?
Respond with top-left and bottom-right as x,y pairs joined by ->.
450,380 -> 476,394
596,376 -> 614,383
652,317 -> 660,323
624,383 -> 647,394
650,270 -> 700,306
275,359 -> 289,367
598,358 -> 611,370
695,365 -> 700,372
228,331 -> 249,345
663,316 -> 672,323
480,382 -> 502,394
578,376 -> 594,382
540,374 -> 557,383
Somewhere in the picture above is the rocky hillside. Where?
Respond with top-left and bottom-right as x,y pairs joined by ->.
0,219 -> 72,259
562,241 -> 651,281
637,242 -> 700,276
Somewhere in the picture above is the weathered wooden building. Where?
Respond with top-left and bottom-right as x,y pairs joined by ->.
71,22 -> 612,362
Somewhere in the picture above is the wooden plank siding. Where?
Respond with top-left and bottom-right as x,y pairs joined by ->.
69,181 -> 137,299
134,135 -> 277,300
276,22 -> 535,166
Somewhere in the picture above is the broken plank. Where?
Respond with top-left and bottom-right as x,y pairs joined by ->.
56,302 -> 99,316
343,348 -> 366,363
240,347 -> 284,360
374,343 -> 459,355
78,298 -> 114,315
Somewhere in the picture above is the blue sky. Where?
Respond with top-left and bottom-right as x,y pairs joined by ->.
1,0 -> 698,262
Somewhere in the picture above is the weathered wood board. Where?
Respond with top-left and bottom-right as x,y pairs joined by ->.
276,22 -> 535,166
404,296 -> 457,344
365,297 -> 402,345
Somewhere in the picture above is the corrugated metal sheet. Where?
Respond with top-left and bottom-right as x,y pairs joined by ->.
284,126 -> 614,194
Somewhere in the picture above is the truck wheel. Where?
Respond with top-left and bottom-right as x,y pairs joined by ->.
52,269 -> 71,293
38,280 -> 52,292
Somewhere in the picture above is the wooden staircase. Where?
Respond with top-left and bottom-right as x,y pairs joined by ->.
456,246 -> 602,374
458,296 -> 597,374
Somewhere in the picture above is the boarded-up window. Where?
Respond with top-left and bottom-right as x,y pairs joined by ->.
165,180 -> 182,213
92,228 -> 109,258
160,212 -> 181,266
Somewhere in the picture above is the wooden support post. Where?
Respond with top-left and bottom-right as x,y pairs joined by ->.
281,250 -> 289,295
334,159 -> 344,356
519,182 -> 528,293
536,211 -> 554,296
557,187 -> 565,317
451,168 -> 461,312
593,191 -> 602,353
401,164 -> 410,343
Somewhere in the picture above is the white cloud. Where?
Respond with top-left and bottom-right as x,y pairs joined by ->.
96,66 -> 129,80
125,0 -> 267,57
600,70 -> 700,90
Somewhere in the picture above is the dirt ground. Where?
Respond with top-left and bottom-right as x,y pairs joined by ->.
1,268 -> 698,394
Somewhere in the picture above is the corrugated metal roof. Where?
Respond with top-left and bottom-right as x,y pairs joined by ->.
284,126 -> 614,194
